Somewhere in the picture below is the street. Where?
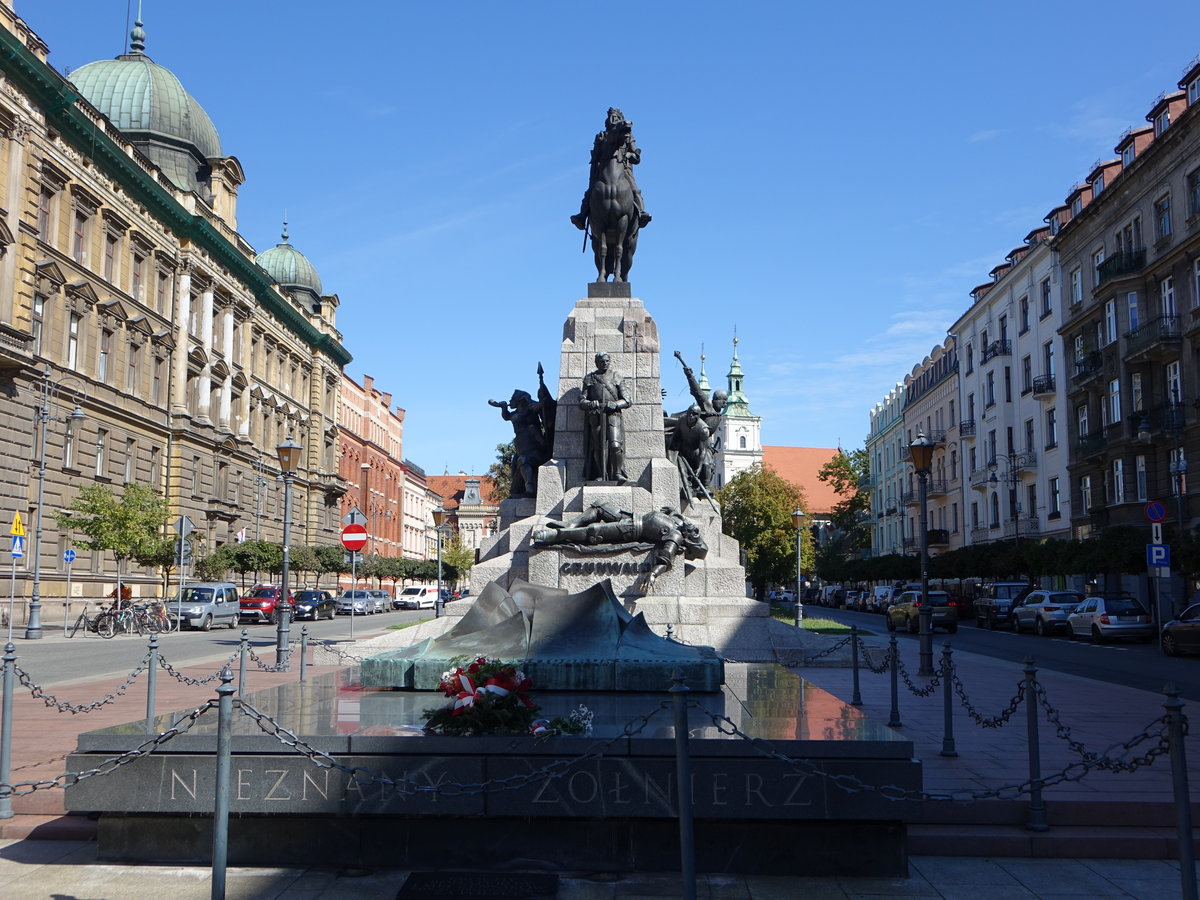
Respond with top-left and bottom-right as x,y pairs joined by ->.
3,608 -> 434,688
814,606 -> 1200,702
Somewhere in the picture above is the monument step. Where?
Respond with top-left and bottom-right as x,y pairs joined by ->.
908,822 -> 1199,859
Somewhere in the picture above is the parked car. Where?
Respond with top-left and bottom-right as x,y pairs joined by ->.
1162,604 -> 1200,656
843,590 -> 865,611
368,589 -> 391,614
973,582 -> 1033,630
867,586 -> 893,613
1067,595 -> 1153,643
767,589 -> 795,603
169,582 -> 240,631
396,586 -> 439,610
292,589 -> 336,621
885,590 -> 959,634
336,589 -> 373,615
239,585 -> 295,624
1012,590 -> 1085,636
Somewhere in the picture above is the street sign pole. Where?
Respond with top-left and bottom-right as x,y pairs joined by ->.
63,550 -> 75,634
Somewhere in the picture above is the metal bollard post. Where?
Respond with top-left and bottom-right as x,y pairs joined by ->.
1023,657 -> 1048,831
1164,684 -> 1198,900
850,625 -> 863,706
237,629 -> 248,698
887,634 -> 901,727
940,641 -> 957,757
669,668 -> 697,900
211,666 -> 235,900
146,634 -> 159,735
0,642 -> 15,819
299,625 -> 309,684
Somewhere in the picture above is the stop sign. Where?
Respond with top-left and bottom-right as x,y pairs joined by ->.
340,523 -> 368,552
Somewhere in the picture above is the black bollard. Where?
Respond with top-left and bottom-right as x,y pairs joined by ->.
669,669 -> 697,900
211,666 -> 235,900
146,634 -> 158,734
850,625 -> 862,706
887,633 -> 901,727
237,629 -> 248,698
940,641 -> 957,757
299,625 -> 309,683
0,642 -> 15,820
1164,684 -> 1197,900
1023,657 -> 1048,831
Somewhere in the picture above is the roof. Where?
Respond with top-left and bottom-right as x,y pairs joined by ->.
256,223 -> 323,294
425,474 -> 499,512
761,446 -> 843,516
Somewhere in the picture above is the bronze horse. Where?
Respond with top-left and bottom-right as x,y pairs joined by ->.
585,122 -> 640,282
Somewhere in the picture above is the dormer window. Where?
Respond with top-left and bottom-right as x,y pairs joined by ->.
1071,195 -> 1083,216
1190,76 -> 1200,105
1155,109 -> 1170,136
1121,143 -> 1135,167
1092,174 -> 1104,197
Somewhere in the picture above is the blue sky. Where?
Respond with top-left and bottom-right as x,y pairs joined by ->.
28,1 -> 1200,475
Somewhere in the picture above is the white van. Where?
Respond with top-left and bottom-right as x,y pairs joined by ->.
394,586 -> 438,610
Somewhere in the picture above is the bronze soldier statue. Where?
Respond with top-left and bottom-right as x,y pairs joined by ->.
580,352 -> 630,483
488,364 -> 557,498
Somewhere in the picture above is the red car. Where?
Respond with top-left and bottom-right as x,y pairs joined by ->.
238,585 -> 295,624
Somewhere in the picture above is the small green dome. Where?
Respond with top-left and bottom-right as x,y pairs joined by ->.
256,224 -> 323,295
68,19 -> 221,191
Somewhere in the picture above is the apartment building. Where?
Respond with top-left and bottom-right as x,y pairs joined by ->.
900,341 -> 961,555
866,383 -> 907,556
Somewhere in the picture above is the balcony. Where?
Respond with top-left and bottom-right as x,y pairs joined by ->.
1071,351 -> 1103,385
1124,315 -> 1182,362
1002,517 -> 1041,539
1130,403 -> 1185,436
902,536 -> 917,551
901,490 -> 918,507
1032,374 -> 1056,397
315,472 -> 348,498
969,525 -> 992,543
981,339 -> 1013,363
927,479 -> 950,496
928,528 -> 951,546
1096,248 -> 1146,286
1077,429 -> 1108,456
960,419 -> 976,437
929,429 -> 947,444
969,468 -> 991,489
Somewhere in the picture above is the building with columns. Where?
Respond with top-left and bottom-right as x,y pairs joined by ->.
0,6 -> 350,608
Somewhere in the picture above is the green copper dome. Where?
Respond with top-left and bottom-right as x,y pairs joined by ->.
68,18 -> 221,192
256,223 -> 323,295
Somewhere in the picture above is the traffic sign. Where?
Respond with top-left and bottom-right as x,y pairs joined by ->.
175,537 -> 192,562
10,511 -> 23,537
63,548 -> 76,564
1147,543 -> 1171,568
10,534 -> 23,558
342,507 -> 368,527
173,515 -> 195,537
344,550 -> 362,566
1145,501 -> 1167,523
340,523 -> 368,552
1152,522 -> 1164,544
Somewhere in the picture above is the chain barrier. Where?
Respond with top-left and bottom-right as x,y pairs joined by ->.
245,645 -> 289,673
13,655 -> 150,714
157,650 -> 240,686
854,636 -> 892,674
800,634 -> 853,663
694,701 -> 1179,805
304,639 -> 369,665
0,701 -> 216,797
236,696 -> 670,797
950,665 -> 1026,728
895,654 -> 941,697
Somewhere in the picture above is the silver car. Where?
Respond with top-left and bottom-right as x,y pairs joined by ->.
1068,596 -> 1153,643
336,590 -> 373,615
1013,590 -> 1084,636
169,582 -> 240,631
368,589 -> 390,614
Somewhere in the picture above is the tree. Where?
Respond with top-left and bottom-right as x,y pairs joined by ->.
55,483 -> 169,603
313,545 -> 345,588
289,544 -> 317,588
227,540 -> 280,589
817,447 -> 871,554
195,544 -> 235,582
487,442 -> 515,502
442,534 -> 475,588
717,464 -> 810,598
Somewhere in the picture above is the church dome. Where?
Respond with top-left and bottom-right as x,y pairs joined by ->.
256,223 -> 323,295
69,18 -> 222,191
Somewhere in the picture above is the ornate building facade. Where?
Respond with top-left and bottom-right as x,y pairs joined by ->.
0,6 -> 350,615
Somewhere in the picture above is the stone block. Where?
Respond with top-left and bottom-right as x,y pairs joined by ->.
528,546 -> 563,587
587,281 -> 632,298
535,460 -> 566,512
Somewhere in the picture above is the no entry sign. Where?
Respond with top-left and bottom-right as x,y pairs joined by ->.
340,523 -> 368,552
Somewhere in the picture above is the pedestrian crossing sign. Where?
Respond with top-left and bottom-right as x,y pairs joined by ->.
10,511 -> 23,537
11,534 -> 24,557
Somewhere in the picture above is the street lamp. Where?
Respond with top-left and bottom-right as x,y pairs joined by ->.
25,365 -> 86,640
987,452 -> 1033,547
882,495 -> 906,555
275,434 -> 302,669
431,507 -> 453,618
909,428 -> 936,676
791,508 -> 806,626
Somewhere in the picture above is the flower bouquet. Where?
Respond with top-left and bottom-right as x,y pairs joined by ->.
422,656 -> 593,738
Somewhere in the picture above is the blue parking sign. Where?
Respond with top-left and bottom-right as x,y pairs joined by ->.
1147,543 -> 1171,568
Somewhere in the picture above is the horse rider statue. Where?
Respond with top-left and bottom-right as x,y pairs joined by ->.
571,108 -> 652,232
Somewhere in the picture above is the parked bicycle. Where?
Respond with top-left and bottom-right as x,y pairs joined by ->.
66,606 -> 105,638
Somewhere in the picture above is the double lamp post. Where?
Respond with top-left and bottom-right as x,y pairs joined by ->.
909,428 -> 936,676
274,435 -> 302,669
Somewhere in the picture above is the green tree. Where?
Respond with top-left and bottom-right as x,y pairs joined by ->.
289,544 -> 317,588
313,545 -> 345,588
717,464 -> 809,598
817,447 -> 871,554
227,540 -> 280,588
195,544 -> 235,582
487,442 -> 515,502
55,483 -> 169,602
442,534 -> 475,588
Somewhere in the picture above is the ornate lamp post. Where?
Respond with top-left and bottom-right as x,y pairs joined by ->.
909,429 -> 936,676
275,435 -> 302,669
791,508 -> 806,626
432,507 -> 452,618
987,452 -> 1033,547
26,365 -> 86,640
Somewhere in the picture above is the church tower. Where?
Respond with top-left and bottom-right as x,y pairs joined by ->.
714,336 -> 763,488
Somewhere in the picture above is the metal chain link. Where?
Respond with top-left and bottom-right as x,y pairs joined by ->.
951,666 -> 1026,728
0,701 -> 216,797
800,634 -> 854,663
157,650 -> 240,686
245,645 -> 288,672
13,655 -> 150,714
236,696 -> 670,797
855,637 -> 893,674
304,639 -> 368,664
895,654 -> 941,697
695,701 -> 1178,804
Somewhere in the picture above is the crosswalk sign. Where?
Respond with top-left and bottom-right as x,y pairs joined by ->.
11,534 -> 24,557
11,511 -> 23,537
